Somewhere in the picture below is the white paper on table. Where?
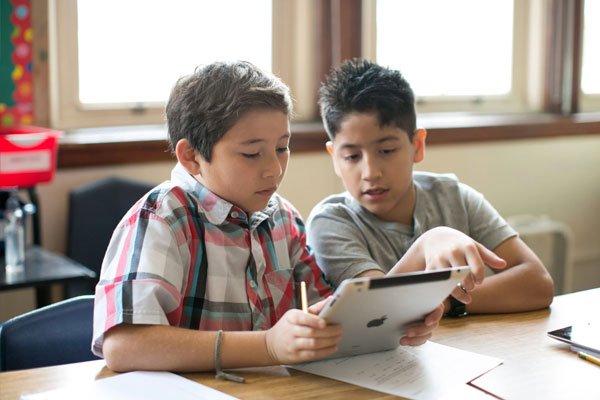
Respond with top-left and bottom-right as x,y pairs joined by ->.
20,370 -> 239,400
290,341 -> 502,400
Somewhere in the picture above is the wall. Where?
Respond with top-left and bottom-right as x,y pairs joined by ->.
2,133 -> 599,321
418,135 -> 600,293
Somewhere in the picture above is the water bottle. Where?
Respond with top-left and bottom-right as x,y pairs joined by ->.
4,191 -> 25,272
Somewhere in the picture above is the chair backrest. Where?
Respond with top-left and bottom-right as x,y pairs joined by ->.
65,176 -> 154,297
506,215 -> 574,295
0,295 -> 99,371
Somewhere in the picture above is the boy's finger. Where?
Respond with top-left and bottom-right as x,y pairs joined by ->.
400,332 -> 432,346
297,334 -> 343,351
476,242 -> 507,270
296,323 -> 343,339
405,323 -> 437,340
427,256 -> 451,271
449,253 -> 481,288
448,252 -> 467,270
451,287 -> 471,304
461,274 -> 476,292
307,296 -> 332,314
297,345 -> 339,361
289,309 -> 326,329
424,303 -> 444,326
465,247 -> 487,285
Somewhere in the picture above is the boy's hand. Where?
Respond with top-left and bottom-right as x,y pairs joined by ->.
399,303 -> 444,346
307,296 -> 332,314
419,227 -> 507,304
265,308 -> 343,364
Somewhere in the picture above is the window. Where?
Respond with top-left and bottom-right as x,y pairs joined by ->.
580,0 -> 600,111
77,1 -> 272,105
38,0 -> 600,167
49,0 -> 316,129
363,0 -> 545,114
43,0 -> 600,140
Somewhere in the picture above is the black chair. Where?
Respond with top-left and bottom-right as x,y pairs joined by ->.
65,177 -> 154,298
0,295 -> 99,371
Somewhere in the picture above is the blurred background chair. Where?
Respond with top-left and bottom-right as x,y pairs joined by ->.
0,295 -> 99,371
65,176 -> 154,298
507,215 -> 574,295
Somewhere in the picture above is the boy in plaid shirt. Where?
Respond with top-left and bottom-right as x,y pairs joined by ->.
92,61 -> 445,374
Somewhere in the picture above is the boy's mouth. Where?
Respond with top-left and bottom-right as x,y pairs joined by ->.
363,188 -> 388,199
257,186 -> 277,197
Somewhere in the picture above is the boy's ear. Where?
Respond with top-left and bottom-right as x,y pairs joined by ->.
326,141 -> 342,177
326,141 -> 334,156
175,139 -> 203,175
412,129 -> 427,164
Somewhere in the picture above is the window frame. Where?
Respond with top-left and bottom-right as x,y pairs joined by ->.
49,0 -> 164,129
362,0 -> 545,114
28,0 -> 600,169
47,0 -> 317,130
578,0 -> 600,112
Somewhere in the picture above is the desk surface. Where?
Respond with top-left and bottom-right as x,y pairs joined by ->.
0,246 -> 95,291
1,288 -> 598,400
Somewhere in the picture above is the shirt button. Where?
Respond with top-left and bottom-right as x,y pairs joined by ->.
249,280 -> 257,288
231,211 -> 239,218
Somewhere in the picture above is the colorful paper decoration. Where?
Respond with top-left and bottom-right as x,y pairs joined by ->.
0,0 -> 33,127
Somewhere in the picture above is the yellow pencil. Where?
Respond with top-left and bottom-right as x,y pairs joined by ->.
300,281 -> 308,313
579,352 -> 600,367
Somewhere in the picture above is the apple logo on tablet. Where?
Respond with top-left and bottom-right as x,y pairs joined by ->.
367,315 -> 387,327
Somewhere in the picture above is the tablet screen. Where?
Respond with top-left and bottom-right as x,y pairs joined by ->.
547,323 -> 600,354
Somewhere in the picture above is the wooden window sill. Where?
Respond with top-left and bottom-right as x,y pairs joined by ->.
56,113 -> 600,169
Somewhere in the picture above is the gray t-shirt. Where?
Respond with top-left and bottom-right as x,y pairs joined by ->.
306,172 -> 517,287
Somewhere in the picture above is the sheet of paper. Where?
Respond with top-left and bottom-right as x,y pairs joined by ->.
20,370 -> 238,400
290,341 -> 502,400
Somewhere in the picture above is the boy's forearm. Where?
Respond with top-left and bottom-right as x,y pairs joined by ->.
464,261 -> 554,313
103,324 -> 274,372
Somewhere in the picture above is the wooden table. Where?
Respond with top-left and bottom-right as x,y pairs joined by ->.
446,287 -> 600,400
0,246 -> 96,307
1,288 -> 598,400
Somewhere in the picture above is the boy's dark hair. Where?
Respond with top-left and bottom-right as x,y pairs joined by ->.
319,59 -> 416,141
166,61 -> 292,161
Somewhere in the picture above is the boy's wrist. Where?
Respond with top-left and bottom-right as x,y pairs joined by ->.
263,328 -> 278,364
445,296 -> 468,318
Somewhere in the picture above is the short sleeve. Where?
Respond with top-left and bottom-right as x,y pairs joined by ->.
92,192 -> 192,357
459,182 -> 518,251
307,205 -> 385,287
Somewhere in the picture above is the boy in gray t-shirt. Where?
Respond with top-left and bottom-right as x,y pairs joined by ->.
307,60 -> 554,330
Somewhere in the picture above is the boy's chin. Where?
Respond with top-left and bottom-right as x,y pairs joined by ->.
242,200 -> 271,213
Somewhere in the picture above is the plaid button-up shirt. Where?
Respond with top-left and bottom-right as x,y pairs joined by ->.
92,163 -> 333,357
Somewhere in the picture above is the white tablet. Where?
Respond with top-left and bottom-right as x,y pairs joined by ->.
547,323 -> 600,356
317,267 -> 470,360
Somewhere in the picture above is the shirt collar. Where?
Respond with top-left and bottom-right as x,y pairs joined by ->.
170,162 -> 278,226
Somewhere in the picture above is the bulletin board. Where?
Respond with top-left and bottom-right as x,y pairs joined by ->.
0,0 -> 33,127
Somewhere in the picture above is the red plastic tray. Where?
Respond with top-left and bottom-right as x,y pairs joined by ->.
0,125 -> 63,188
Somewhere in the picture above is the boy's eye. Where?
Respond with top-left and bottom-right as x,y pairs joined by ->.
381,148 -> 397,155
277,146 -> 290,153
343,154 -> 359,161
241,152 -> 260,159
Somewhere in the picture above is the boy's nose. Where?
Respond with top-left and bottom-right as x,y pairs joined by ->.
361,155 -> 382,181
262,153 -> 283,178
